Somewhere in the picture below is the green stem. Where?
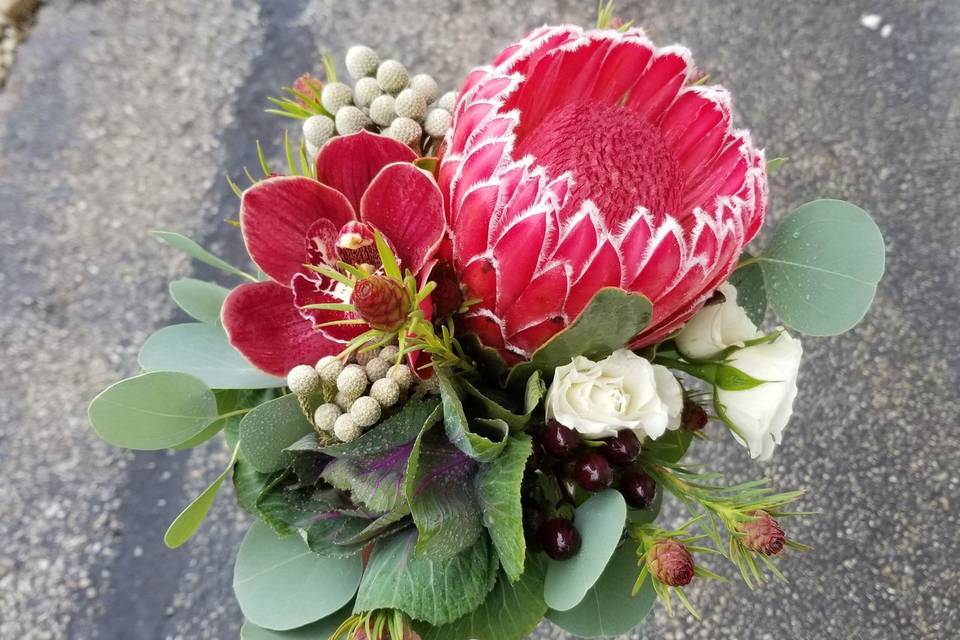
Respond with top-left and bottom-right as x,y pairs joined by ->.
736,255 -> 760,269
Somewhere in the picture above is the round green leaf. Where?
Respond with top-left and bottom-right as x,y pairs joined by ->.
88,372 -> 218,450
758,199 -> 885,335
152,230 -> 256,282
169,278 -> 230,325
239,394 -> 316,473
728,254 -> 767,326
544,490 -> 627,611
240,601 -> 353,639
139,323 -> 285,389
234,520 -> 362,631
164,446 -> 239,548
547,543 -> 656,637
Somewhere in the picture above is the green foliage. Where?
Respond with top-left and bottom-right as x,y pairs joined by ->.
476,435 -> 532,582
461,371 -> 544,432
164,445 -> 239,548
88,372 -> 219,450
354,531 -> 499,626
169,278 -> 230,325
544,490 -> 628,611
239,394 -> 315,472
506,288 -> 652,386
151,230 -> 257,282
438,372 -> 509,462
240,601 -> 354,639
643,429 -> 694,465
319,397 -> 441,458
322,444 -> 414,513
729,254 -> 767,325
233,520 -> 362,631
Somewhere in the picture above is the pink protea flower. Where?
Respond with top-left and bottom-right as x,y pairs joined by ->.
438,26 -> 767,362
222,131 -> 445,376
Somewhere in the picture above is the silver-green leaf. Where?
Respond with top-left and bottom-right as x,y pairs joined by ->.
169,278 -> 230,325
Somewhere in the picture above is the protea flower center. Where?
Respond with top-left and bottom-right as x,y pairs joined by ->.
649,539 -> 695,587
739,510 -> 786,556
514,99 -> 684,225
351,275 -> 410,331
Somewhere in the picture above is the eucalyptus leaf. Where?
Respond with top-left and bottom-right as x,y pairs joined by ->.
169,277 -> 230,325
756,199 -> 885,335
139,323 -> 285,389
88,372 -> 219,450
476,435 -> 532,582
729,254 -> 767,325
547,543 -> 656,637
152,230 -> 256,282
544,490 -> 627,611
645,429 -> 693,464
507,288 -> 652,385
319,397 -> 441,458
164,445 -> 239,548
233,520 -> 362,631
438,372 -> 508,462
240,600 -> 353,639
354,530 -> 499,626
239,394 -> 316,473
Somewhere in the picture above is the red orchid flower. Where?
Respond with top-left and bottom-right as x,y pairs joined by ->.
222,131 -> 445,376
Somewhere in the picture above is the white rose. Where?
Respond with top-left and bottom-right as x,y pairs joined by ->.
676,282 -> 761,360
545,349 -> 683,439
716,331 -> 803,461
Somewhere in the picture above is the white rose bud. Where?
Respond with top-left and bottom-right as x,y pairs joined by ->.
316,355 -> 344,385
675,283 -> 761,360
334,413 -> 362,442
545,349 -> 683,439
286,364 -> 320,396
313,403 -> 341,432
350,396 -> 382,428
370,377 -> 400,407
716,331 -> 803,461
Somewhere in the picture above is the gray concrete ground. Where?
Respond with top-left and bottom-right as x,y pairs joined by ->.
0,0 -> 957,638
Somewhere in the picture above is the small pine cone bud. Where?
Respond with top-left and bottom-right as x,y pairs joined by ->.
376,59 -> 409,94
648,539 -> 695,587
436,91 -> 457,112
365,356 -> 390,382
335,105 -> 371,135
385,117 -> 421,145
302,115 -> 335,148
353,76 -> 382,108
423,108 -> 451,138
313,403 -> 341,432
681,400 -> 709,431
351,275 -> 410,331
333,413 -> 362,442
292,73 -> 323,107
336,364 -> 368,399
316,355 -> 344,385
394,89 -> 427,121
369,94 -> 396,127
370,377 -> 400,407
429,262 -> 463,318
350,396 -> 382,428
409,73 -> 439,104
739,511 -> 786,556
345,45 -> 380,79
321,82 -> 354,114
388,363 -> 415,391
286,364 -> 321,396
379,345 -> 400,362
355,348 -> 380,367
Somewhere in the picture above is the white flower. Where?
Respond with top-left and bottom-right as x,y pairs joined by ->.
716,331 -> 803,461
545,349 -> 683,439
675,283 -> 761,359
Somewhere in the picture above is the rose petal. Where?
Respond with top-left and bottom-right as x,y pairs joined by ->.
315,131 -> 417,212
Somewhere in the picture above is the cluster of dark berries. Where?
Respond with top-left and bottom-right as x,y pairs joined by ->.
523,420 -> 659,561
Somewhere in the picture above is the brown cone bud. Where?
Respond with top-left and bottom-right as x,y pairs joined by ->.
430,262 -> 463,319
649,539 -> 695,587
739,510 -> 786,556
352,275 -> 410,331
292,73 -> 323,108
681,400 -> 709,431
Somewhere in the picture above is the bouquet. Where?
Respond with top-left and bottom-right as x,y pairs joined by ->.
88,5 -> 886,639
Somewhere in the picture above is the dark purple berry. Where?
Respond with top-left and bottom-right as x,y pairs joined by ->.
527,438 -> 546,470
620,470 -> 657,509
601,430 -> 641,466
682,401 -> 709,431
540,518 -> 582,560
574,452 -> 614,491
539,420 -> 580,459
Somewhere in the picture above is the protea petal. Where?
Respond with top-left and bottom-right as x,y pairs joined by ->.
240,176 -> 355,284
222,280 -> 339,376
439,25 -> 767,360
315,130 -> 417,212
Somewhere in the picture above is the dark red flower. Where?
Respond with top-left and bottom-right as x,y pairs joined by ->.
222,131 -> 445,376
739,510 -> 786,556
351,275 -> 410,331
649,538 -> 695,586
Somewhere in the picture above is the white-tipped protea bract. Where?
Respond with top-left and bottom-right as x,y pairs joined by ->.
333,413 -> 362,442
387,363 -> 415,392
394,88 -> 427,121
369,94 -> 396,127
321,82 -> 354,114
386,117 -> 421,145
316,355 -> 344,385
409,73 -> 439,104
335,105 -> 370,135
370,377 -> 400,408
376,59 -> 409,94
424,108 -> 452,138
302,115 -> 335,148
345,45 -> 380,79
353,76 -> 382,108
379,345 -> 400,362
286,364 -> 321,395
350,396 -> 382,428
313,403 -> 341,432
436,90 -> 457,112
364,356 -> 390,382
336,364 -> 368,398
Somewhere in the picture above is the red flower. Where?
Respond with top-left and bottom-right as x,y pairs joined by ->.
222,131 -> 445,376
648,538 -> 695,587
438,26 -> 767,361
